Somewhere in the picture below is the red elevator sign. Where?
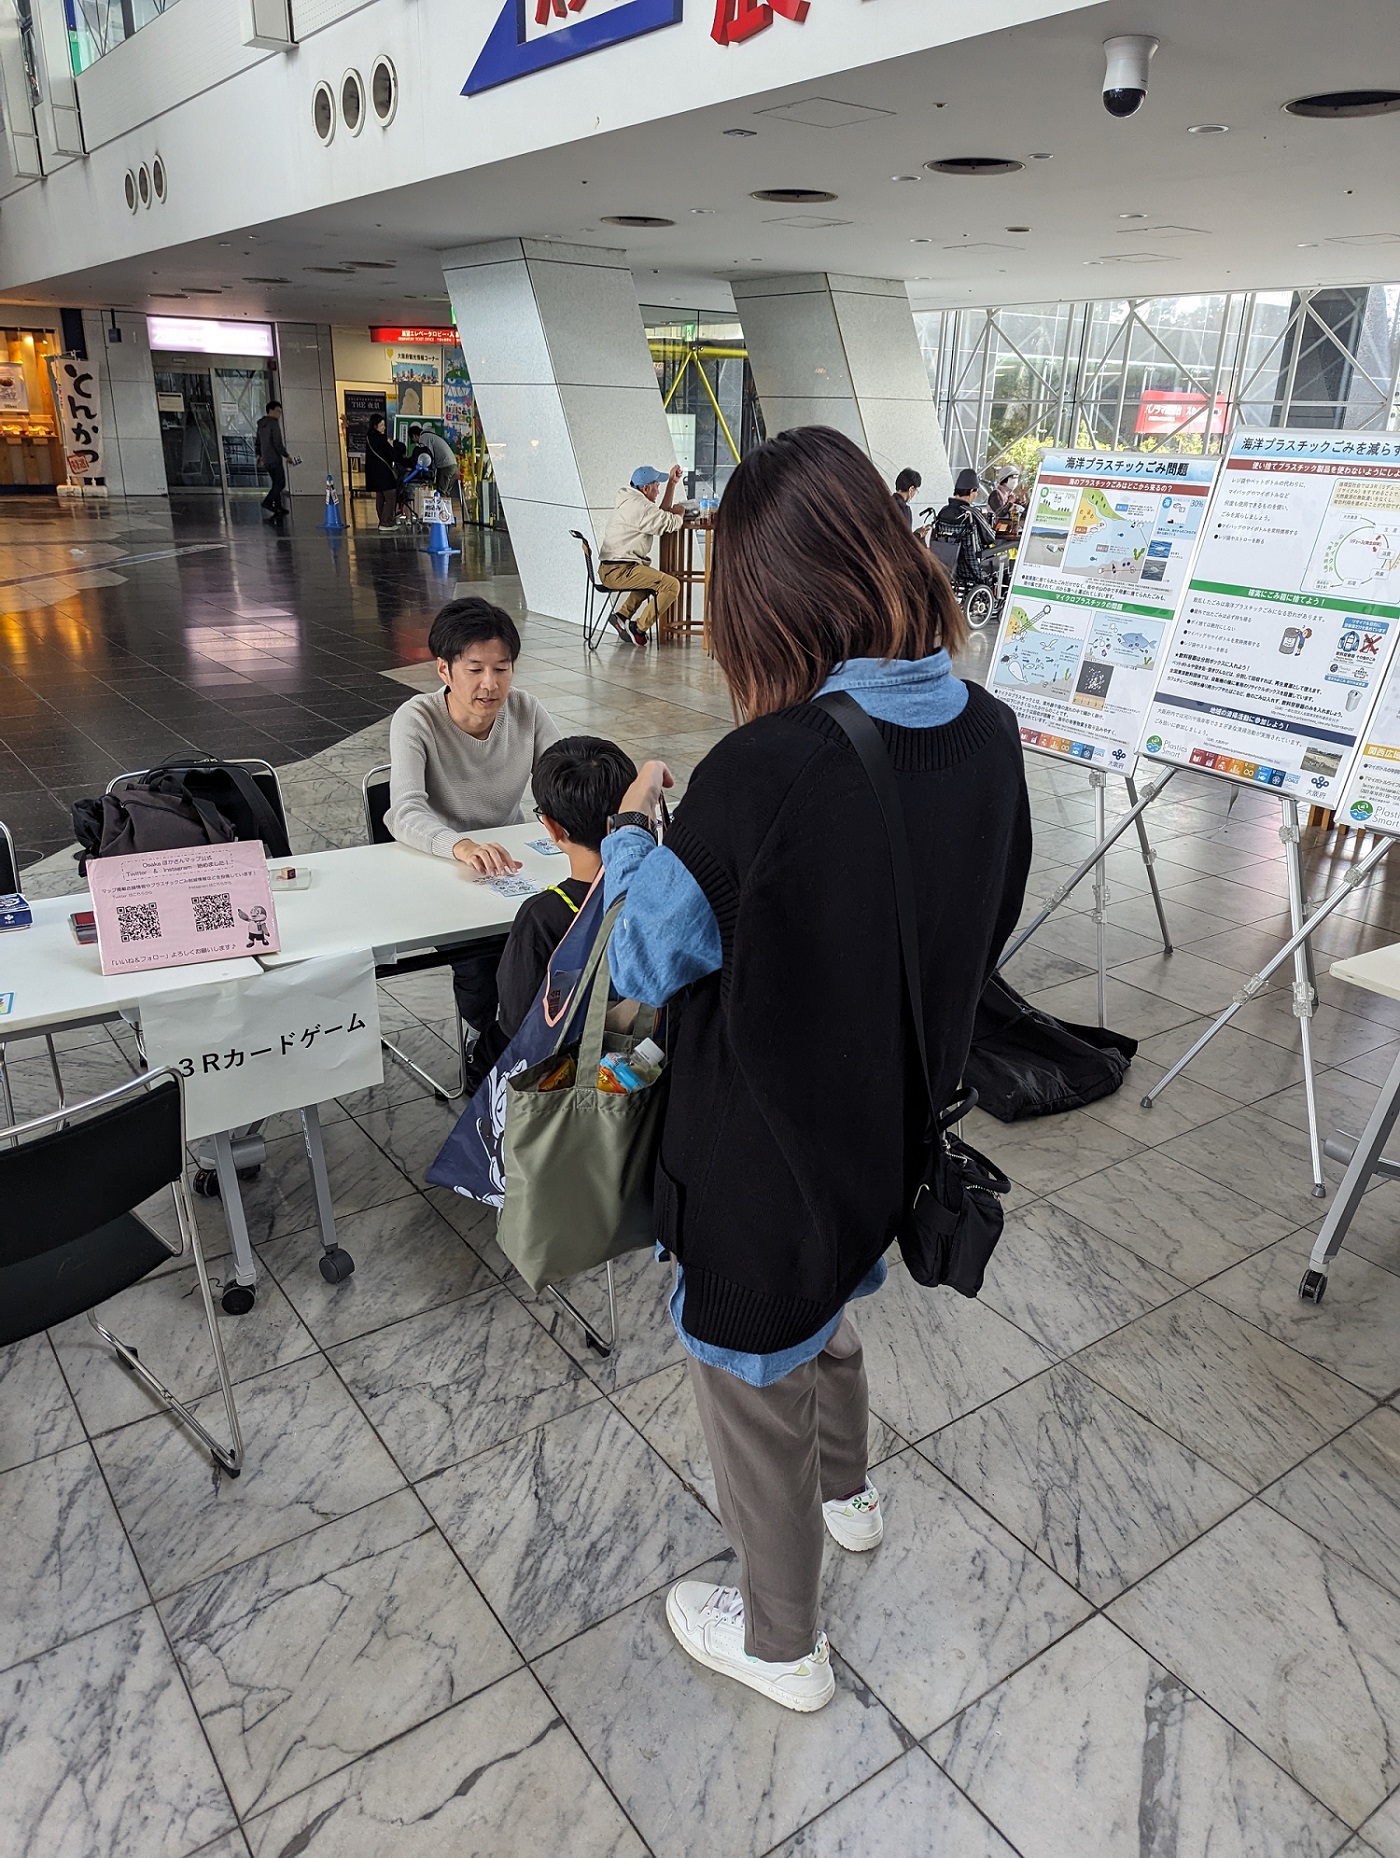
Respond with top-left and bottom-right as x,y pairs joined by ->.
369,326 -> 458,345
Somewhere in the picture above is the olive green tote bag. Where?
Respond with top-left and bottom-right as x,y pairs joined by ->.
497,899 -> 666,1293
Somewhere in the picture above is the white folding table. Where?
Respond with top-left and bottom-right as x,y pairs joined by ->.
1300,940 -> 1400,1303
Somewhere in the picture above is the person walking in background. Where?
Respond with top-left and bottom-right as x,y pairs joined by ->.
256,401 -> 298,519
597,463 -> 685,647
600,426 -> 1031,1712
363,413 -> 400,532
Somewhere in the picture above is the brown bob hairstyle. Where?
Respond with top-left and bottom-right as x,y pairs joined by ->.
708,425 -> 967,719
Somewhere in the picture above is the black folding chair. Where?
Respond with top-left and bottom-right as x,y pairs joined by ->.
570,530 -> 630,652
0,1069 -> 243,1476
361,764 -> 487,1101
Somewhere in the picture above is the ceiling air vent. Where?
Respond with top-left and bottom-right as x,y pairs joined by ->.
750,188 -> 837,203
601,215 -> 675,227
1285,90 -> 1400,118
925,157 -> 1023,177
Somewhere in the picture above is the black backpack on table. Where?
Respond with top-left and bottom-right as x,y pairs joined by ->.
72,756 -> 290,874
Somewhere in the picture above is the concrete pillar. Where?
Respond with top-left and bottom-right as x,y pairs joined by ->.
731,274 -> 952,504
273,323 -> 343,501
80,311 -> 165,497
441,240 -> 676,624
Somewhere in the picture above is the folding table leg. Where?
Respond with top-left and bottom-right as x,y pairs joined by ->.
302,1104 -> 355,1285
212,1129 -> 258,1314
1300,1045 -> 1400,1304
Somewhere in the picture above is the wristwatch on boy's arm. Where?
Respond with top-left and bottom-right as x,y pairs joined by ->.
607,811 -> 657,840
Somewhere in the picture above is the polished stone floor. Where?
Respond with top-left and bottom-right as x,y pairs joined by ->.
5,496 -> 1400,1857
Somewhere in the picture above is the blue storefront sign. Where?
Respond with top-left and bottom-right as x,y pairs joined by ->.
464,0 -> 684,95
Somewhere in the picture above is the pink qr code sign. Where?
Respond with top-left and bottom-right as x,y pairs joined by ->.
88,841 -> 281,975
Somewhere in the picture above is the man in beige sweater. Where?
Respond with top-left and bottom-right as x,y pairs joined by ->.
597,463 -> 685,647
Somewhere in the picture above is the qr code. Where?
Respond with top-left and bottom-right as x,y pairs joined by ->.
191,892 -> 234,933
116,902 -> 161,943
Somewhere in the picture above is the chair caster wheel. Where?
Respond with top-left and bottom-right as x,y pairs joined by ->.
221,1283 -> 256,1315
319,1247 -> 355,1284
1298,1269 -> 1328,1304
193,1168 -> 221,1198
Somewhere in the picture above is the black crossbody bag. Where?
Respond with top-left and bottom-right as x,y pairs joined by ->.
816,691 -> 1010,1297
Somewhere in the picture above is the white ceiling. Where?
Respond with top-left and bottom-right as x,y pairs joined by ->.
8,0 -> 1400,327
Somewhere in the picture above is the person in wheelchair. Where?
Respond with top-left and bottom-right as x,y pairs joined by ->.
928,469 -> 1000,625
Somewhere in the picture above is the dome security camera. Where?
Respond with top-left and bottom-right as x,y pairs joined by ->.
1102,35 -> 1158,118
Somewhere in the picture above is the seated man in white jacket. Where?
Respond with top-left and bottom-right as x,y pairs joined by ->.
597,463 -> 685,647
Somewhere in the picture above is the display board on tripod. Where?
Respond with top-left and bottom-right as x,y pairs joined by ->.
1138,431 -> 1400,805
987,449 -> 1218,772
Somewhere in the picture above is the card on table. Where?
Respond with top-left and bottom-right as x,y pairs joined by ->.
481,874 -> 540,898
525,838 -> 565,856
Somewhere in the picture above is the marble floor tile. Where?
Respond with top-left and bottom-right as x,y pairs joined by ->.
818,1448 -> 1089,1735
922,1362 -> 1246,1604
48,1259 -> 317,1437
328,1284 -> 597,1480
1309,1186 -> 1400,1279
160,1489 -> 519,1818
3,1037 -> 139,1121
856,1261 -> 1056,1439
1203,1236 -> 1400,1398
420,1398 -> 725,1657
1357,1793 -> 1400,1858
1163,872 -> 1296,925
1076,1292 -> 1372,1488
244,1667 -> 646,1858
998,939 -> 1095,996
1024,973 -> 1200,1042
966,1103 -> 1146,1197
0,1442 -> 148,1670
1113,891 -> 1238,947
1233,994 -> 1392,1068
1156,1102 -> 1351,1221
978,1200 -> 1185,1357
1137,1017 -> 1308,1105
1264,1409 -> 1400,1598
202,1118 -> 419,1248
766,1748 -> 1017,1857
1340,1039 -> 1400,1089
95,1354 -> 404,1599
1005,908 -> 1162,972
1108,1502 -> 1400,1826
1079,1054 -> 1240,1148
0,1607 -> 236,1858
928,1614 -> 1349,1858
1109,948 -> 1251,1018
1047,1147 -> 1292,1285
258,1195 -> 494,1348
533,1569 -> 909,1858
522,1246 -> 686,1393
420,1183 -> 510,1277
0,1333 -> 83,1473
612,1362 -> 904,1517
352,1093 -> 460,1184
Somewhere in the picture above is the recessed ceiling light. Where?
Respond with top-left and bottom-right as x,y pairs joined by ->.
910,236 -> 932,243
723,128 -> 757,137
750,188 -> 836,204
1005,225 -> 1031,233
1119,211 -> 1147,219
1027,152 -> 1053,160
601,215 -> 675,227
346,259 -> 398,269
181,287 -> 224,294
690,207 -> 714,215
1285,89 -> 1400,118
1187,123 -> 1229,134
925,157 -> 1024,177
1297,241 -> 1319,248
891,174 -> 919,182
244,276 -> 291,283
304,265 -> 356,273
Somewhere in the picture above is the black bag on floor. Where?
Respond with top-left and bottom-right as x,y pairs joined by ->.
965,973 -> 1136,1122
71,756 -> 289,873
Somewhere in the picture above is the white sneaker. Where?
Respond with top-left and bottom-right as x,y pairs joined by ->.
822,1483 -> 883,1552
665,1582 -> 835,1712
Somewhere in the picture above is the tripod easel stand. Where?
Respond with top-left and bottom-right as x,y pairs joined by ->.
997,764 -> 1176,1025
1140,796 -> 1394,1197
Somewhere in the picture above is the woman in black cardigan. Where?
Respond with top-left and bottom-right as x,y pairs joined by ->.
363,413 -> 400,532
600,427 -> 1032,1711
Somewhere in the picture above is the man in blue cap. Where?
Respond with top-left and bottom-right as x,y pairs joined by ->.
596,462 -> 685,646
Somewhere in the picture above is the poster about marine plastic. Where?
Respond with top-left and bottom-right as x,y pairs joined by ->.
1138,431 -> 1400,808
987,449 -> 1217,771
